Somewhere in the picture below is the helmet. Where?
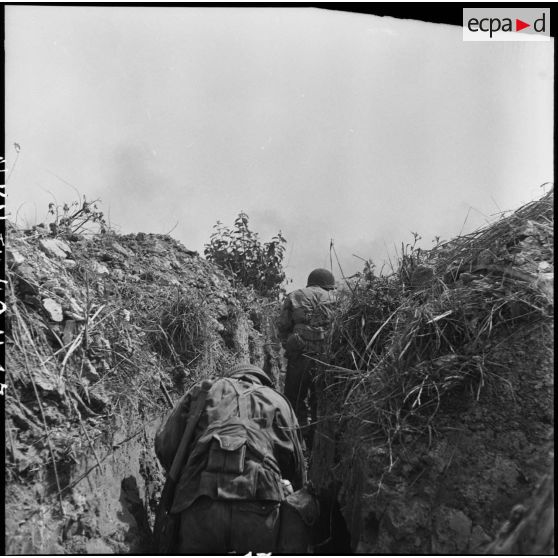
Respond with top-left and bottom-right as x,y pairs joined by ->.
307,268 -> 335,290
228,363 -> 274,387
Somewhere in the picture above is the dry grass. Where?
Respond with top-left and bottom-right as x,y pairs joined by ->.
151,295 -> 208,367
318,190 -> 554,466
5,225 -> 276,495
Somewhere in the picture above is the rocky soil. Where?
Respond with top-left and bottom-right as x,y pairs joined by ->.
5,225 -> 279,554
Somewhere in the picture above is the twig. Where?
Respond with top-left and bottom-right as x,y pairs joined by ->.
14,201 -> 28,227
7,143 -> 21,184
45,169 -> 82,206
55,419 -> 159,496
59,331 -> 84,379
330,239 -> 354,295
84,271 -> 91,350
12,302 -> 65,516
6,422 -> 17,464
160,381 -> 174,408
359,303 -> 405,368
458,206 -> 472,237
164,220 -> 179,236
70,397 -> 104,472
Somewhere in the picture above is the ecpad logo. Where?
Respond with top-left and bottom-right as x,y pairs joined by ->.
468,14 -> 546,37
463,8 -> 550,42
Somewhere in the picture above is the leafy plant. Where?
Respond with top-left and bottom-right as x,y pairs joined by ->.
48,196 -> 107,235
204,212 -> 287,298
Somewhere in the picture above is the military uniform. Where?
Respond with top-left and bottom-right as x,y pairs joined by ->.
277,271 -> 336,447
155,364 -> 306,554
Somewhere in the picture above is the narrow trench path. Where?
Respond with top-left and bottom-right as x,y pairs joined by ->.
118,339 -> 356,554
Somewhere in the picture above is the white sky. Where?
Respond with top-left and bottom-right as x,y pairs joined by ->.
5,7 -> 554,288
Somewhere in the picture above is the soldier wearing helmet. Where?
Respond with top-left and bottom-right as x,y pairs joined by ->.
154,363 -> 307,554
276,268 -> 337,449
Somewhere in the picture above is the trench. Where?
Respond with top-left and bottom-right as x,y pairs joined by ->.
312,487 -> 353,554
81,412 -> 355,555
106,364 -> 356,555
9,307 -> 552,555
63,304 -> 357,555
118,484 -> 353,555
6,203 -> 554,555
6,308 -> 554,556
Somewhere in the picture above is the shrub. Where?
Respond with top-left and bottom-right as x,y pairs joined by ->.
204,212 -> 287,298
48,196 -> 107,235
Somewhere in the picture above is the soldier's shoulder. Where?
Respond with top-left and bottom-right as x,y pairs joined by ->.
304,285 -> 335,301
188,376 -> 223,395
259,385 -> 295,411
285,287 -> 303,298
288,286 -> 315,300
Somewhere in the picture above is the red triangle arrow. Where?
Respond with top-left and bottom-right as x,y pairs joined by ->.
516,19 -> 530,32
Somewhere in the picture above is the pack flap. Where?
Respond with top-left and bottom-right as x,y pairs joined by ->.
213,433 -> 246,451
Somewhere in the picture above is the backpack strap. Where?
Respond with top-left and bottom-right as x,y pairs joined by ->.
224,377 -> 258,420
169,379 -> 213,482
221,378 -> 283,474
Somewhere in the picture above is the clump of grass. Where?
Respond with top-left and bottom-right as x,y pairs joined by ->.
319,189 -> 554,469
152,293 -> 208,367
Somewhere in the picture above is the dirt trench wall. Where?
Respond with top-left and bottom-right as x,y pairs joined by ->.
5,226 -> 278,554
6,419 -> 162,554
310,194 -> 554,554
347,326 -> 553,554
485,469 -> 554,555
312,333 -> 553,554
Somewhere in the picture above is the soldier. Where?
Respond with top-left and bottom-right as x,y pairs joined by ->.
277,268 -> 337,449
154,363 -> 307,554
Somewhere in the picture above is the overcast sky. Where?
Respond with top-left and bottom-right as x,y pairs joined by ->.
5,7 -> 554,288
